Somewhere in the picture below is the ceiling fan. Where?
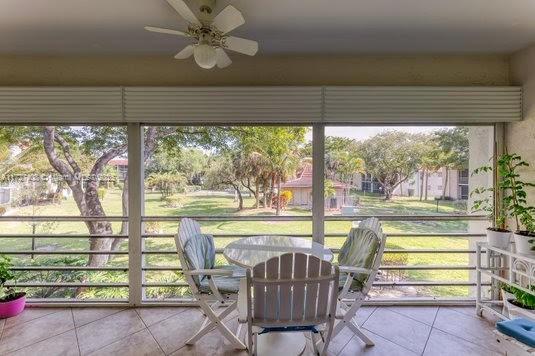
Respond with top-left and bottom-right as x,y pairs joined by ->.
145,0 -> 258,69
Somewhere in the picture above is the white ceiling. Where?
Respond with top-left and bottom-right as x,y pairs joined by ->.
1,0 -> 535,55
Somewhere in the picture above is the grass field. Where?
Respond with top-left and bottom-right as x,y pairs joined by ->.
0,189 -> 481,299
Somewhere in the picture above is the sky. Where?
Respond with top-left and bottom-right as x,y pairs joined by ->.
305,125 -> 453,142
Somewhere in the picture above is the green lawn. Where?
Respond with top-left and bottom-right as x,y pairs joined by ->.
0,189 -> 478,299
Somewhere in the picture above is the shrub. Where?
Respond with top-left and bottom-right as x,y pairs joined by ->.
145,221 -> 162,234
147,172 -> 187,198
0,206 -> 6,216
280,190 -> 293,202
163,194 -> 184,208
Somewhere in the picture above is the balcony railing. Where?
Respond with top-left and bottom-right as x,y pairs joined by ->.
0,213 -> 491,306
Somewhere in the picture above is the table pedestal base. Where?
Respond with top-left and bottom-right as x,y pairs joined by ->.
256,332 -> 307,356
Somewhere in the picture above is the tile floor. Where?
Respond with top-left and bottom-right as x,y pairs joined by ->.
0,305 -> 502,355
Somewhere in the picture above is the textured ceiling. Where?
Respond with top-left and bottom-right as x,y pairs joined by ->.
1,0 -> 535,55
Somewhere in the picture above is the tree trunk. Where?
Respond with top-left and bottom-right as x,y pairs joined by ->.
419,170 -> 425,201
276,176 -> 282,215
424,171 -> 429,200
254,181 -> 259,209
441,167 -> 449,199
235,185 -> 243,210
268,175 -> 275,208
262,184 -> 268,208
384,187 -> 392,200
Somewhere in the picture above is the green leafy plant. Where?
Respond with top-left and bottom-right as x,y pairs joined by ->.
503,284 -> 535,309
499,153 -> 535,237
0,255 -> 24,302
470,164 -> 507,230
471,153 -> 535,237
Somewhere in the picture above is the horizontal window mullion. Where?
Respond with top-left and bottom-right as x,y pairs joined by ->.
11,266 -> 128,271
6,282 -> 128,288
0,216 -> 128,222
0,235 -> 128,239
0,250 -> 128,255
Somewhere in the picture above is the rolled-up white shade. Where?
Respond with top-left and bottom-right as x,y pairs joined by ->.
0,86 -> 522,124
0,87 -> 123,123
123,87 -> 323,123
324,86 -> 522,123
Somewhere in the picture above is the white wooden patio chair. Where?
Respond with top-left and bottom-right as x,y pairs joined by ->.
333,217 -> 386,346
242,252 -> 339,356
175,218 -> 246,349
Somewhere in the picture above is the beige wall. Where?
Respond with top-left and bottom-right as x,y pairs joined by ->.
509,46 -> 535,208
0,54 -> 510,86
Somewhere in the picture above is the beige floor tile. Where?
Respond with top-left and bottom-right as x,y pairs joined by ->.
171,327 -> 248,356
76,309 -> 145,355
433,307 -> 500,352
385,306 -> 439,325
136,307 -> 188,326
423,328 -> 501,356
355,306 -> 377,325
88,329 -> 164,356
72,307 -> 126,327
338,331 -> 418,356
328,327 -> 355,355
5,307 -> 64,328
0,310 -> 74,354
443,306 -> 477,317
7,330 -> 79,356
363,308 -> 432,354
149,308 -> 205,354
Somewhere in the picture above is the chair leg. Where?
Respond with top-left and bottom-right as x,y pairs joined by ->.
311,332 -> 320,355
186,300 -> 245,349
187,302 -> 236,344
347,321 -> 374,346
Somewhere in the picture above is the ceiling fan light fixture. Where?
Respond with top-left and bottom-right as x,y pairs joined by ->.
193,43 -> 217,69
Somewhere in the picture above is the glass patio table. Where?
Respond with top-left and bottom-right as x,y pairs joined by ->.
223,235 -> 334,356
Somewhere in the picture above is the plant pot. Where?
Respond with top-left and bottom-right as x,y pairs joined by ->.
0,292 -> 26,319
513,231 -> 535,255
486,228 -> 511,250
506,298 -> 535,321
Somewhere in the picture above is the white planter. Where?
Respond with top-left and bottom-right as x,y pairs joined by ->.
486,229 -> 511,250
513,232 -> 535,255
505,298 -> 535,321
501,289 -> 515,317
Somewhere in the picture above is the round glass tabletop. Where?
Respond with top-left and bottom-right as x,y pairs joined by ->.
223,235 -> 333,269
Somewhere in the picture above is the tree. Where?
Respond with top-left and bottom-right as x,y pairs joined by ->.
204,154 -> 245,210
324,137 -> 364,185
359,131 -> 422,200
417,136 -> 442,201
42,126 -> 128,267
433,128 -> 469,199
231,127 -> 307,214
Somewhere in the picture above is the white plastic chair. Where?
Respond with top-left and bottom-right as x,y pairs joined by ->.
243,252 -> 339,355
175,218 -> 246,349
333,217 -> 386,346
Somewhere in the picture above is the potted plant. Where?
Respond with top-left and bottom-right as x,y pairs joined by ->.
502,284 -> 535,321
0,255 -> 26,318
499,153 -> 535,255
471,164 -> 511,250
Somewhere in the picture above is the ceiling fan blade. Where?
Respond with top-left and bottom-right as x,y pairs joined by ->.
144,26 -> 187,37
166,0 -> 201,25
215,48 -> 232,68
175,45 -> 194,59
212,5 -> 245,34
224,36 -> 258,56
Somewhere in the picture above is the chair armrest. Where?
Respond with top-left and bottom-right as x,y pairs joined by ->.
339,266 -> 372,274
183,268 -> 234,276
